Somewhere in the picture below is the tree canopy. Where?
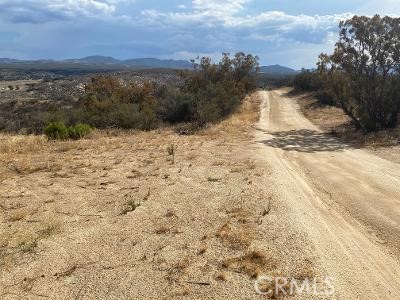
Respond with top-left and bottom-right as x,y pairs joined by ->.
317,15 -> 400,131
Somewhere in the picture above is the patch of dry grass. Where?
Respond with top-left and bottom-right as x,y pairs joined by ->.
201,94 -> 261,138
215,209 -> 255,250
223,250 -> 270,279
154,224 -> 172,235
215,272 -> 228,281
7,209 -> 29,222
197,243 -> 208,255
120,196 -> 141,215
167,257 -> 192,284
0,134 -> 48,155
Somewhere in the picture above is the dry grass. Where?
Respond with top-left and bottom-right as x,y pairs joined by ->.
154,224 -> 172,235
207,176 -> 222,183
7,209 -> 29,222
201,94 -> 261,138
215,272 -> 228,282
120,196 -> 141,215
0,134 -> 48,155
37,221 -> 60,239
16,233 -> 38,254
167,257 -> 192,284
215,208 -> 256,250
197,244 -> 208,255
223,250 -> 270,279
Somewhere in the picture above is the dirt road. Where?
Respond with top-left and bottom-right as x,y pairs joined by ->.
253,90 -> 400,299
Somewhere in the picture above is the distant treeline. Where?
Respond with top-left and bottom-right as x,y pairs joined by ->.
292,15 -> 400,132
47,53 -> 259,134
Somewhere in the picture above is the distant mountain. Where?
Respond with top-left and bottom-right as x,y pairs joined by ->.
1,57 -> 299,73
63,56 -> 192,69
0,58 -> 22,63
123,58 -> 193,69
0,56 -> 193,70
259,65 -> 298,75
64,56 -> 121,65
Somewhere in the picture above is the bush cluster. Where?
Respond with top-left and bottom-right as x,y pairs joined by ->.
44,122 -> 92,140
159,53 -> 259,126
76,77 -> 158,130
291,70 -> 334,105
46,53 -> 259,135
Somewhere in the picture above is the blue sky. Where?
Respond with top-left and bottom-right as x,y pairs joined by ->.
0,0 -> 399,68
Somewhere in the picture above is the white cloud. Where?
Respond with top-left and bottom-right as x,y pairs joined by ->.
0,0 -> 135,23
47,0 -> 116,16
141,1 -> 352,30
167,50 -> 222,61
2,0 -> 383,68
137,1 -> 356,68
192,0 -> 249,14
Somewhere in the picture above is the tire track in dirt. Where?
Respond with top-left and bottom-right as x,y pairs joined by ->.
253,90 -> 400,299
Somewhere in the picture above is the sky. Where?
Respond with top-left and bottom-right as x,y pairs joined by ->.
0,0 -> 399,69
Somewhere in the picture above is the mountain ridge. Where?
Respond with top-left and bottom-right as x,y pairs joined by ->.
259,64 -> 299,75
0,56 -> 298,74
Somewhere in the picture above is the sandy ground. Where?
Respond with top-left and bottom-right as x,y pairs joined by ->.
1,90 -> 399,299
254,90 -> 400,299
0,95 -> 318,299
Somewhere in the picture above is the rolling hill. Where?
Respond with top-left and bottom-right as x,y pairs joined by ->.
259,64 -> 298,75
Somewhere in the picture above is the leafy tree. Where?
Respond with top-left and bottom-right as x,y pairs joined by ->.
319,15 -> 400,131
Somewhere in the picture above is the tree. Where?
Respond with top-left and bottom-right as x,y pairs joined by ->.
180,53 -> 259,125
319,15 -> 400,131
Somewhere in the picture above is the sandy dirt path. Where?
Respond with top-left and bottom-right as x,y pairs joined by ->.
253,90 -> 400,299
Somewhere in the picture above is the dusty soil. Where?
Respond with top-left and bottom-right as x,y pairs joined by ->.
254,90 -> 400,299
1,90 -> 400,299
0,95 -> 318,299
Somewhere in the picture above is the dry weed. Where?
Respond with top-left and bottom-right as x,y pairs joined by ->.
223,250 -> 269,279
155,224 -> 171,235
15,233 -> 38,254
7,209 -> 29,222
215,219 -> 254,250
167,257 -> 192,283
215,272 -> 228,281
197,244 -> 208,255
120,197 -> 141,215
37,222 -> 60,239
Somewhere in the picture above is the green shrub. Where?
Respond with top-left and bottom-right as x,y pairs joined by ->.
44,122 -> 92,140
68,123 -> 92,140
44,122 -> 69,140
54,53 -> 259,132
